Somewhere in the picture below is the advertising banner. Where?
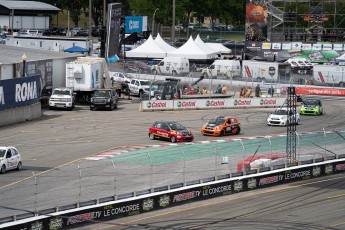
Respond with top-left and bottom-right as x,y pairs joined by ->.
296,87 -> 345,96
15,59 -> 52,97
0,75 -> 41,111
245,0 -> 268,41
125,16 -> 148,33
106,3 -> 122,58
142,100 -> 174,110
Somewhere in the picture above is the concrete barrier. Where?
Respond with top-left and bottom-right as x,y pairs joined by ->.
0,103 -> 41,127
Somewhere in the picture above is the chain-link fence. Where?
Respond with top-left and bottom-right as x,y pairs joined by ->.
0,129 -> 344,222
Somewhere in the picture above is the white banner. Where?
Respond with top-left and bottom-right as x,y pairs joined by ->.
141,98 -> 287,111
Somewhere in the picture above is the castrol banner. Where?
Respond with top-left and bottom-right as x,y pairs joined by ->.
296,87 -> 345,96
141,98 -> 286,111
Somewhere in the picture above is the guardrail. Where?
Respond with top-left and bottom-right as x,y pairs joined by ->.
1,157 -> 344,229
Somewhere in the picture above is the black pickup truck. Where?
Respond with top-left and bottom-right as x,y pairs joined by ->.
90,89 -> 119,111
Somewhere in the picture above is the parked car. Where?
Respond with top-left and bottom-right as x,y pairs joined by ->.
300,99 -> 323,116
71,27 -> 83,36
51,27 -> 66,36
148,121 -> 194,143
201,115 -> 241,136
49,88 -> 75,111
77,29 -> 89,37
174,39 -> 187,47
267,108 -> 300,126
42,29 -> 51,36
0,146 -> 22,174
118,61 -> 152,73
90,89 -> 118,111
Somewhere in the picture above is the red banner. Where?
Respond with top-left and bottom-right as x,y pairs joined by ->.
296,87 -> 345,96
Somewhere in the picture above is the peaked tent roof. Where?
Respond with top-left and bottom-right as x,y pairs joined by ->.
206,43 -> 232,54
194,34 -> 220,56
154,33 -> 176,53
167,36 -> 217,59
64,45 -> 89,54
126,35 -> 167,58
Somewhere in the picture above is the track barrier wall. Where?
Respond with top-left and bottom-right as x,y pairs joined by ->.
1,158 -> 345,229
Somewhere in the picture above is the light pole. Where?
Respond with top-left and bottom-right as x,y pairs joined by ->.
21,53 -> 27,77
152,8 -> 159,37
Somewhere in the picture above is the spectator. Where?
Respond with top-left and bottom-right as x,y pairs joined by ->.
246,87 -> 252,98
215,84 -> 222,94
195,86 -> 200,94
221,85 -> 227,94
268,85 -> 274,97
201,87 -> 207,95
240,87 -> 246,98
255,84 -> 261,97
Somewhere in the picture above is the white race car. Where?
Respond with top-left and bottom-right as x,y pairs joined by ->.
267,108 -> 300,126
0,146 -> 22,174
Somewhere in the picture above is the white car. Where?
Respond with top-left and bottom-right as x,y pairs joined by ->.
0,146 -> 22,174
110,72 -> 133,84
267,108 -> 300,126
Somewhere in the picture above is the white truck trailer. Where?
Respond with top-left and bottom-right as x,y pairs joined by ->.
201,59 -> 241,79
313,63 -> 345,87
242,60 -> 291,83
66,57 -> 112,102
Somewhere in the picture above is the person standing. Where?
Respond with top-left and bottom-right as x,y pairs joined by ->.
221,85 -> 227,94
268,85 -> 274,97
255,84 -> 261,97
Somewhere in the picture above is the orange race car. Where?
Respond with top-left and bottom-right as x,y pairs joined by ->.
201,115 -> 241,136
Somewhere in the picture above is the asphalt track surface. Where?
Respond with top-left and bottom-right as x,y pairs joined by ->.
0,94 -> 345,227
78,173 -> 345,230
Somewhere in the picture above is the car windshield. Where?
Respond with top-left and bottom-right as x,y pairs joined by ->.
94,90 -> 110,97
53,89 -> 70,95
304,100 -> 319,105
273,109 -> 288,115
209,117 -> 225,125
0,149 -> 6,157
140,81 -> 150,86
169,123 -> 186,130
124,73 -> 133,79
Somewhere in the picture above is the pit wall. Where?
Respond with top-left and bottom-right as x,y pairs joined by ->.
0,103 -> 41,127
140,97 -> 286,111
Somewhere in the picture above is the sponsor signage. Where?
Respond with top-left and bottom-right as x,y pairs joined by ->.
125,16 -> 148,33
296,87 -> 345,96
106,3 -> 122,58
0,75 -> 41,111
144,100 -> 173,110
3,160 -> 345,230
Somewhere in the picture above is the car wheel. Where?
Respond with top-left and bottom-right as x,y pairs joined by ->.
152,69 -> 157,75
0,165 -> 6,174
114,102 -> 118,109
221,130 -> 225,136
139,90 -> 143,98
236,127 -> 241,135
90,107 -> 94,111
149,133 -> 155,140
17,162 -> 22,171
170,136 -> 176,143
172,71 -> 177,76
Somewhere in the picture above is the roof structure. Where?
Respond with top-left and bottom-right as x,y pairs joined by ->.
0,44 -> 82,64
154,33 -> 176,53
0,0 -> 60,16
126,35 -> 167,58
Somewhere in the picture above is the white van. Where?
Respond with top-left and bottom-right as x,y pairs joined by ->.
18,29 -> 43,37
152,57 -> 189,76
202,59 -> 241,78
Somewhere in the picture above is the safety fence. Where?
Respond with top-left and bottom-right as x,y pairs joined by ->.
0,129 -> 344,223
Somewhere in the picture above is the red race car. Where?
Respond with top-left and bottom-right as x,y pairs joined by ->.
148,121 -> 194,143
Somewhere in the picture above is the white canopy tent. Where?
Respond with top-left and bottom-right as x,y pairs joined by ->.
194,34 -> 220,55
206,43 -> 232,54
154,33 -> 176,53
167,36 -> 219,59
126,35 -> 167,58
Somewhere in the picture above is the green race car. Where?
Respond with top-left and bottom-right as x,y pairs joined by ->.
300,99 -> 323,116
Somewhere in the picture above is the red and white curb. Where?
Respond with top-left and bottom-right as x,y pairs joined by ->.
84,130 -> 332,161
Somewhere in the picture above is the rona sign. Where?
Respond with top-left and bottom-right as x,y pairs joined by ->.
0,75 -> 41,111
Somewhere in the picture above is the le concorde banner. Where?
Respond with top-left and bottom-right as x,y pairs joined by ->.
296,87 -> 345,96
105,3 -> 122,59
0,75 -> 41,111
3,160 -> 345,230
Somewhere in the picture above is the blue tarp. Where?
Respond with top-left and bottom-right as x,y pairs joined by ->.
64,45 -> 89,54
